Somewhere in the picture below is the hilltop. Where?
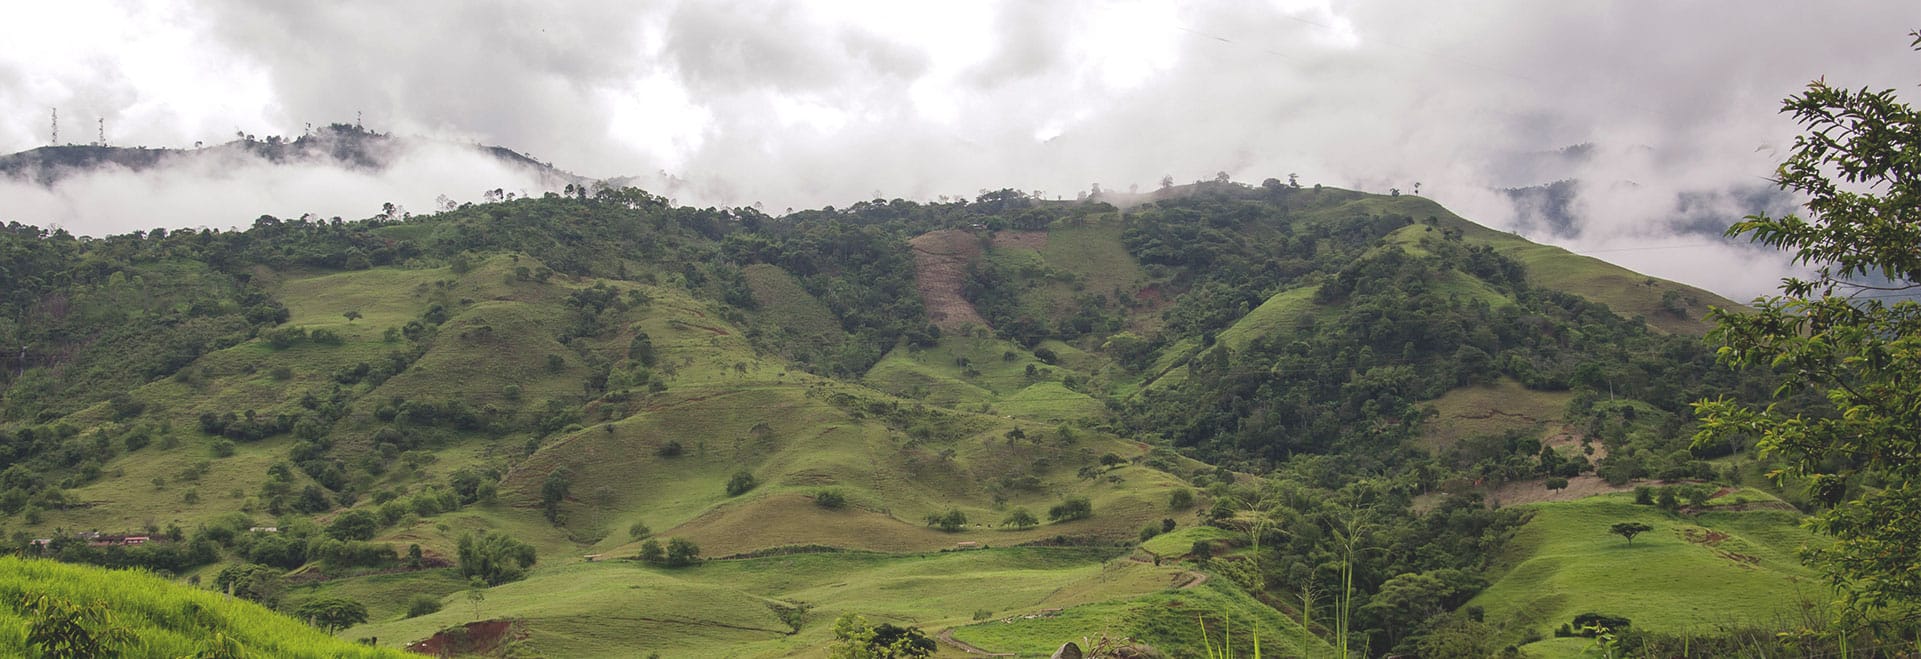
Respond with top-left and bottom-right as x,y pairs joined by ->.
0,176 -> 1796,656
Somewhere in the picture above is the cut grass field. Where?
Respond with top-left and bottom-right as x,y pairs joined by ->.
1468,492 -> 1818,656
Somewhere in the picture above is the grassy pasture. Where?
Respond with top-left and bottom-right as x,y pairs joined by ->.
1469,493 -> 1818,655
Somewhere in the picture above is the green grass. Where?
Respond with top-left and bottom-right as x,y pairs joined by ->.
1420,378 -> 1574,449
1336,196 -> 1739,334
1140,526 -> 1237,558
345,547 -> 1181,658
1216,285 -> 1320,351
0,556 -> 401,657
950,578 -> 1329,657
1469,493 -> 1819,653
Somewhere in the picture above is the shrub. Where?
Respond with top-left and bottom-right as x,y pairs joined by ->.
456,531 -> 537,585
656,440 -> 683,457
664,538 -> 701,567
725,471 -> 757,497
1633,486 -> 1654,505
1169,488 -> 1195,510
209,439 -> 235,458
814,489 -> 847,509
927,509 -> 968,532
1002,508 -> 1038,529
638,539 -> 664,564
628,521 -> 652,540
1139,524 -> 1161,542
405,594 -> 442,618
1048,496 -> 1093,522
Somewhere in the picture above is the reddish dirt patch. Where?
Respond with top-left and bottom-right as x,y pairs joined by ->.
1680,528 -> 1730,545
405,619 -> 520,657
989,230 -> 1048,250
908,229 -> 989,331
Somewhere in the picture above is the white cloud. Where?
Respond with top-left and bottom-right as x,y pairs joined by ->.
2,0 -> 1916,298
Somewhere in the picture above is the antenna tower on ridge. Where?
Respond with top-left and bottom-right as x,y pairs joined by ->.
97,118 -> 105,145
50,108 -> 57,145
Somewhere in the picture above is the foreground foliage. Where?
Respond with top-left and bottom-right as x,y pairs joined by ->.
1695,32 -> 1921,624
0,556 -> 400,657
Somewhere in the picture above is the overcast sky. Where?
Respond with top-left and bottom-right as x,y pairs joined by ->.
2,1 -> 1917,298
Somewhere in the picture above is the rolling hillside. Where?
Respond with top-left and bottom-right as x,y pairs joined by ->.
0,178 -> 1802,656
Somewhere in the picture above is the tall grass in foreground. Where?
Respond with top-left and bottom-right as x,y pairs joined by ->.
1198,614 -> 1262,658
0,556 -> 402,657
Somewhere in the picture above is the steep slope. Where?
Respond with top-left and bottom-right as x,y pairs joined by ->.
0,556 -> 401,657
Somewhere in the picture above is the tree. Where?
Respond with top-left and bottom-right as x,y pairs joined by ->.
828,613 -> 936,658
1694,33 -> 1921,614
1048,496 -> 1092,522
725,470 -> 757,496
20,594 -> 130,658
638,539 -> 664,564
664,538 -> 701,567
1545,477 -> 1569,491
1609,522 -> 1653,547
926,509 -> 967,532
456,531 -> 537,585
295,597 -> 368,633
1169,488 -> 1195,510
214,563 -> 286,607
465,577 -> 487,621
326,509 -> 379,541
540,469 -> 571,523
1002,508 -> 1038,529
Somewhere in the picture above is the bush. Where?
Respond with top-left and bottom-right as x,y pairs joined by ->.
656,440 -> 682,457
1169,488 -> 1194,510
209,439 -> 235,458
814,489 -> 847,509
628,521 -> 652,540
1002,508 -> 1038,529
456,531 -> 537,585
725,471 -> 757,497
1048,496 -> 1093,522
1138,524 -> 1161,541
927,509 -> 968,532
664,538 -> 701,567
405,594 -> 442,618
1633,486 -> 1654,505
326,509 -> 380,541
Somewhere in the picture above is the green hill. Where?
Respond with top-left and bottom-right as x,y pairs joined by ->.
1470,490 -> 1818,657
0,556 -> 401,657
0,181 -> 1800,655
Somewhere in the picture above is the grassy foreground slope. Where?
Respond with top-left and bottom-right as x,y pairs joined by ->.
0,556 -> 401,658
1469,491 -> 1818,656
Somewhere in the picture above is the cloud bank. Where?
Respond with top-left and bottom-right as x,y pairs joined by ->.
3,1 -> 1918,298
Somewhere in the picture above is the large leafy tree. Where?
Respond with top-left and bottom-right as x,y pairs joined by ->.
1694,32 -> 1921,616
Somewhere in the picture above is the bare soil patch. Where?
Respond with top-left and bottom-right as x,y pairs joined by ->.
909,229 -> 989,331
406,619 -> 519,657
